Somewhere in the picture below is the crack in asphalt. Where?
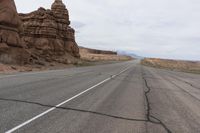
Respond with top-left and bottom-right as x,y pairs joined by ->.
0,98 -> 147,123
141,69 -> 172,133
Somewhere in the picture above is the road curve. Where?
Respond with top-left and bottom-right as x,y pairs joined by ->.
0,60 -> 200,133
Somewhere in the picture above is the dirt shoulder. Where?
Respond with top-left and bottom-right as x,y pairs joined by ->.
0,47 -> 133,75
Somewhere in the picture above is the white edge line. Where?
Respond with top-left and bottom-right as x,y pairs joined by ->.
5,65 -> 132,133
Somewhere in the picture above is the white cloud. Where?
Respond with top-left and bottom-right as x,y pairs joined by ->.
15,0 -> 200,60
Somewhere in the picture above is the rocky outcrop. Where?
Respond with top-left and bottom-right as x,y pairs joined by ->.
0,0 -> 22,47
19,0 -> 80,64
0,0 -> 80,65
0,0 -> 31,64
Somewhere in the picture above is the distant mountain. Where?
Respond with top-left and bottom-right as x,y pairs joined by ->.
117,50 -> 143,59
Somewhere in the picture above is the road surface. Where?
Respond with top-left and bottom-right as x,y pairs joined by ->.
0,60 -> 200,133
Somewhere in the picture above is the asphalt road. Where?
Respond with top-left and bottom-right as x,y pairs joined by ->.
0,60 -> 200,133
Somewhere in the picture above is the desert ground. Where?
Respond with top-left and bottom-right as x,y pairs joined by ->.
79,47 -> 133,62
141,58 -> 200,74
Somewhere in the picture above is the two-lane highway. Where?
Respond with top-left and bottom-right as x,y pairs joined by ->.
0,60 -> 200,133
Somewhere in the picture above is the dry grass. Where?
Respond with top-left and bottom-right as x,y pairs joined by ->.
80,53 -> 132,61
79,47 -> 133,61
141,58 -> 200,74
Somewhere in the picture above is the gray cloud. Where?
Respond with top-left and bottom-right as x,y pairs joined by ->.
15,0 -> 200,61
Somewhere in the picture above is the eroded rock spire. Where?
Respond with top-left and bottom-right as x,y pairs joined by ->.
51,0 -> 66,10
18,0 -> 80,62
51,0 -> 69,24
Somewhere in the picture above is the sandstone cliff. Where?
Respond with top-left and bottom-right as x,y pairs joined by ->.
0,0 -> 80,66
0,0 -> 31,64
19,0 -> 80,64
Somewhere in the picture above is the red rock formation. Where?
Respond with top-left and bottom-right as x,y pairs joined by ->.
0,0 -> 22,47
19,0 -> 80,64
51,0 -> 70,25
0,0 -> 80,65
0,0 -> 31,64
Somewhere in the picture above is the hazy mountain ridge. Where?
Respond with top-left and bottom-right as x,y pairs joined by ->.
117,50 -> 143,59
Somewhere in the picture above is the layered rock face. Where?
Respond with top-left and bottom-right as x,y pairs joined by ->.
0,0 -> 22,47
0,0 -> 30,64
0,0 -> 80,65
19,0 -> 80,63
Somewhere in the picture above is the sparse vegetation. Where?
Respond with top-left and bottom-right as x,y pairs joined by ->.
79,47 -> 133,62
141,58 -> 200,74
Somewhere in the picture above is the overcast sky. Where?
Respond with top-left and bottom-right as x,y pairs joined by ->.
15,0 -> 200,60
